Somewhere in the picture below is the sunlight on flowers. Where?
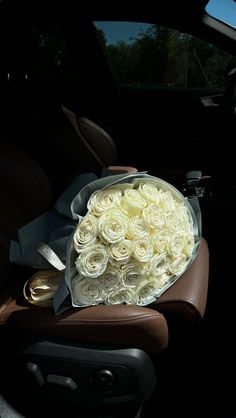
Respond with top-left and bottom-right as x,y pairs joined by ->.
72,179 -> 195,306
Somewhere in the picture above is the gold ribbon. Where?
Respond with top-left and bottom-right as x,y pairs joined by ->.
23,269 -> 63,308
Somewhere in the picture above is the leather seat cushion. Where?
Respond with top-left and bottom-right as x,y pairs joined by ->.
0,239 -> 208,353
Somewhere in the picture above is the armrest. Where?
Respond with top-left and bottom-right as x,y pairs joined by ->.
1,293 -> 168,354
107,165 -> 138,174
154,238 -> 209,324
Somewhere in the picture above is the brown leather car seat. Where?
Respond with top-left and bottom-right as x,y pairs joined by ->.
0,134 -> 209,417
61,104 -> 138,175
60,105 -> 192,190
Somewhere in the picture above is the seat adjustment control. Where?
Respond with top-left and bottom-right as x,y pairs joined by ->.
27,362 -> 44,387
93,369 -> 115,393
47,374 -> 77,390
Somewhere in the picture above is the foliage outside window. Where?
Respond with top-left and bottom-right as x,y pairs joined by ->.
95,22 -> 236,88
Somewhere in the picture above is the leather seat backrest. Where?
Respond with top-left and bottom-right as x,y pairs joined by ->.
61,105 -> 118,167
0,84 -> 119,198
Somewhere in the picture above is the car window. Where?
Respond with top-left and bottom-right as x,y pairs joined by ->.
206,0 -> 236,29
94,21 -> 236,89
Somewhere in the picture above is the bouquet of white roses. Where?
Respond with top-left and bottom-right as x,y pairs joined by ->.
67,173 -> 199,308
10,170 -> 200,312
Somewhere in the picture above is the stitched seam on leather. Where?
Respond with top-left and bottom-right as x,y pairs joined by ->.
48,315 -> 163,325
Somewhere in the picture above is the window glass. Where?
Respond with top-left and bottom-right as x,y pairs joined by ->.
94,21 -> 236,88
206,0 -> 236,29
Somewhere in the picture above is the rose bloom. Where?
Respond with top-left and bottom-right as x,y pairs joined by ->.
159,190 -> 176,212
98,209 -> 129,244
135,278 -> 159,305
109,239 -> 133,263
121,262 -> 145,288
73,213 -> 97,253
72,276 -> 104,306
168,254 -> 187,275
120,189 -> 146,216
142,204 -> 166,229
105,287 -> 135,305
87,187 -> 122,217
99,264 -> 121,290
133,236 -> 154,262
149,253 -> 169,277
151,228 -> 168,253
75,244 -> 109,278
166,234 -> 184,257
127,215 -> 150,240
138,181 -> 160,203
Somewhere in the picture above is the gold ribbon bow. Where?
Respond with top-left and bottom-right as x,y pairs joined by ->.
23,269 -> 63,308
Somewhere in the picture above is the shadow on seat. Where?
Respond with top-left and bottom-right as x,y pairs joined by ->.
0,134 -> 209,418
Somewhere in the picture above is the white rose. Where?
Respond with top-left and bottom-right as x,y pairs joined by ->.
138,181 -> 160,203
166,234 -> 184,257
120,189 -> 146,216
174,204 -> 191,231
142,204 -> 165,229
155,273 -> 171,289
75,244 -> 109,278
127,215 -> 150,239
121,262 -> 145,288
133,237 -> 154,262
98,209 -> 129,244
135,278 -> 159,305
105,287 -> 135,305
87,187 -> 122,216
176,202 -> 190,221
149,253 -> 169,277
72,276 -> 104,305
164,214 -> 181,234
168,254 -> 187,275
151,228 -> 168,253
99,264 -> 121,289
109,239 -> 133,263
73,213 -> 98,253
159,190 -> 175,211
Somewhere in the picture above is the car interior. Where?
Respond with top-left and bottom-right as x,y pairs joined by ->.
0,0 -> 236,417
